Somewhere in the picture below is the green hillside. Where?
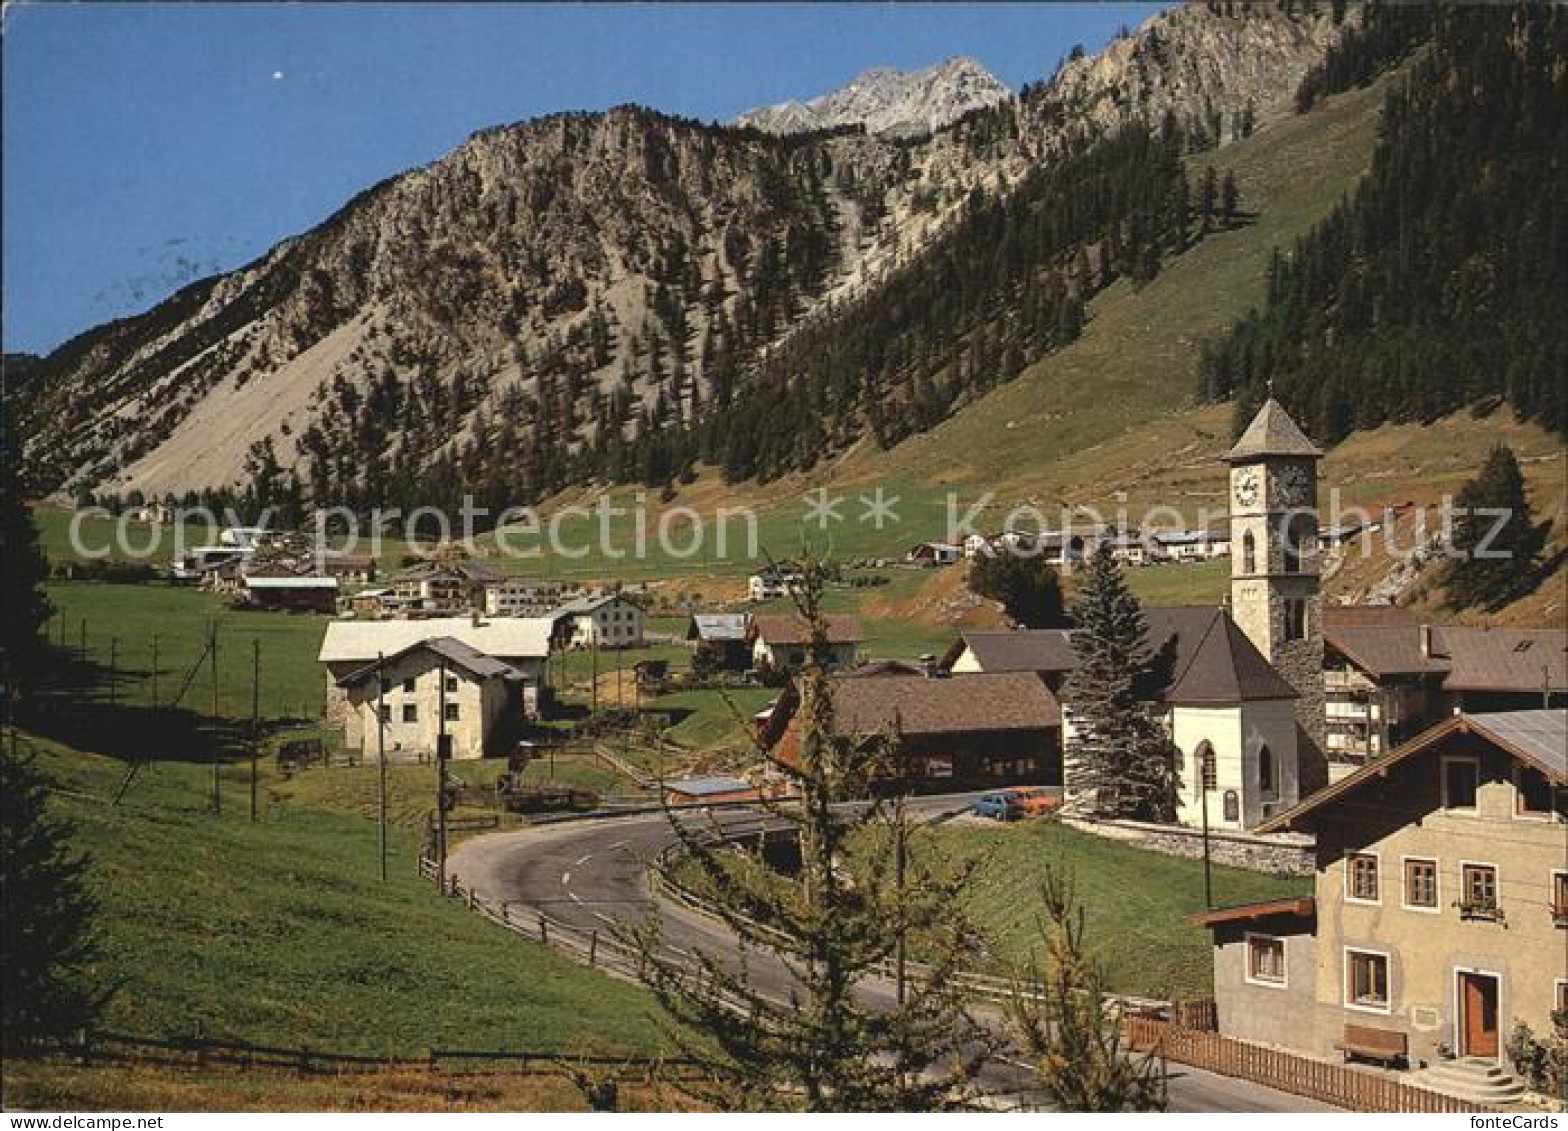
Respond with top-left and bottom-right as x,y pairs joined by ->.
476,76 -> 1395,583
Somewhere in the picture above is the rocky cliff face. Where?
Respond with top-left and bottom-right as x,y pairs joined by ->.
733,57 -> 1012,138
18,3 -> 1349,502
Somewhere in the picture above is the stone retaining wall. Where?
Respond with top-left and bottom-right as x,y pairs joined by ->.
1065,815 -> 1315,875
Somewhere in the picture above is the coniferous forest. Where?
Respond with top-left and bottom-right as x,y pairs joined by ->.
1200,5 -> 1568,443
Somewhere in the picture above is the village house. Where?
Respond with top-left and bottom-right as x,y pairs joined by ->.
1323,609 -> 1567,766
390,559 -> 504,614
1191,710 -> 1566,1103
942,628 -> 1076,689
318,550 -> 378,584
242,572 -> 339,613
483,578 -> 573,617
1156,524 -> 1231,562
748,567 -> 804,601
686,612 -> 752,672
332,636 -> 530,761
662,775 -> 766,807
349,586 -> 397,617
219,525 -> 277,549
318,616 -> 553,744
173,543 -> 253,583
905,541 -> 962,566
759,669 -> 1062,789
1323,606 -> 1451,766
549,593 -> 646,649
749,612 -> 863,674
1104,532 -> 1160,567
960,532 -> 1001,559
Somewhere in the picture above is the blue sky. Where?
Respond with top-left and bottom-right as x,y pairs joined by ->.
3,3 -> 1162,355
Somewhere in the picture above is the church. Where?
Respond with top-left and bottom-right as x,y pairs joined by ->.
1064,397 -> 1329,832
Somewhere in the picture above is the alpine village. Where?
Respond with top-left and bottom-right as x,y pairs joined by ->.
3,2 -> 1567,1117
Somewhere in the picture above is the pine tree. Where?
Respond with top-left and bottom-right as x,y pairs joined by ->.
1009,867 -> 1167,1112
1061,547 -> 1179,821
1,423 -> 53,715
1,741 -> 102,1052
1220,172 -> 1239,227
630,556 -> 990,1110
1442,444 -> 1549,611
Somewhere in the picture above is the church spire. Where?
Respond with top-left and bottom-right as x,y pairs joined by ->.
1226,398 -> 1323,463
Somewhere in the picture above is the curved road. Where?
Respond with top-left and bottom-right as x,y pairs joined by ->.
448,798 -> 1332,1112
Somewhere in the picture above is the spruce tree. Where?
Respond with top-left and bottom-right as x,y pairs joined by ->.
1443,444 -> 1549,611
1061,547 -> 1179,821
1009,867 -> 1166,1112
1,742 -> 102,1052
1,421 -> 53,717
631,556 -> 990,1110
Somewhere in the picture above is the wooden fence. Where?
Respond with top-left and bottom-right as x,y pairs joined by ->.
58,1028 -> 702,1081
1124,1015 -> 1499,1113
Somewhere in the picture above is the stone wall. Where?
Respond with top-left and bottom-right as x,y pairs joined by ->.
1064,815 -> 1315,875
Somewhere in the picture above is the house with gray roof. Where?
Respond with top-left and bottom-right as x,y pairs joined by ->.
332,636 -> 530,760
1190,710 -> 1567,1095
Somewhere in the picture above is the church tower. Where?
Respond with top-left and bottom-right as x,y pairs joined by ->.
1225,399 -> 1327,779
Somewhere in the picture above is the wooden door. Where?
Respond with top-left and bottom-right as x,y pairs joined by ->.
1460,973 -> 1499,1058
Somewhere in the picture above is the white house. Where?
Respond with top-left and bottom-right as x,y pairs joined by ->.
484,578 -> 573,617
748,568 -> 804,601
319,616 -> 553,737
1155,527 -> 1230,562
749,613 -> 863,673
550,593 -> 645,649
333,636 -> 527,761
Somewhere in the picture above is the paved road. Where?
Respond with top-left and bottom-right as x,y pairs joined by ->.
448,799 -> 1334,1113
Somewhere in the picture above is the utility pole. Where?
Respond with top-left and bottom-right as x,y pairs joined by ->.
250,639 -> 260,824
210,621 -> 221,816
895,790 -> 909,1006
590,635 -> 599,717
436,660 -> 450,889
377,651 -> 388,883
1200,774 -> 1213,910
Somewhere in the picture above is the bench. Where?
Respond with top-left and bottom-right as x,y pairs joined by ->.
1335,1023 -> 1407,1067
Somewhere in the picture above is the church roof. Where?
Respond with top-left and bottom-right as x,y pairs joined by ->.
1151,607 -> 1300,704
1225,398 -> 1323,462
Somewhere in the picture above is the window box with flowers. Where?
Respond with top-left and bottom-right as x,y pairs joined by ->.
1457,864 -> 1503,922
1457,899 -> 1505,923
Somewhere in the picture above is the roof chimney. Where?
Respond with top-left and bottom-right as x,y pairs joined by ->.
472,606 -> 483,629
1420,624 -> 1432,658
919,653 -> 938,679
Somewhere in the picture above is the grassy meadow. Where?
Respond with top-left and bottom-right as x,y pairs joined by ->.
12,732 -> 671,1057
928,818 -> 1310,999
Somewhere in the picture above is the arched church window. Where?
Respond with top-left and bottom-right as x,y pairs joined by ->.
1223,790 -> 1240,822
1259,744 -> 1276,797
1196,741 -> 1217,791
1284,514 -> 1311,574
1242,531 -> 1256,575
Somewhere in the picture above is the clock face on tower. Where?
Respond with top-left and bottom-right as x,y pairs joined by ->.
1233,468 -> 1259,508
1271,463 -> 1312,507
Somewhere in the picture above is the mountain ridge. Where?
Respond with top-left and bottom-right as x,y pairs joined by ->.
13,2 -> 1349,505
732,56 -> 1012,138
